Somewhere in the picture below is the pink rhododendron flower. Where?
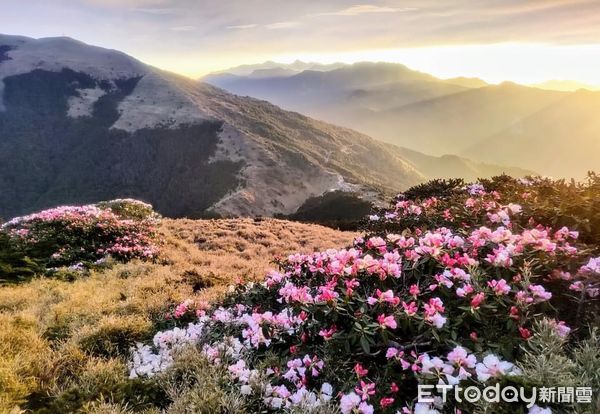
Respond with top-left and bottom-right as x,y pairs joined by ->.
340,392 -> 361,414
423,297 -> 445,315
447,346 -> 477,368
409,284 -> 420,296
345,278 -> 360,296
173,299 -> 194,318
529,284 -> 552,302
475,354 -> 521,381
355,381 -> 376,401
354,363 -> 368,377
366,237 -> 387,253
402,301 -> 418,316
519,327 -> 532,340
380,397 -> 395,408
550,320 -> 571,338
580,257 -> 600,274
488,279 -> 511,295
515,290 -> 534,304
569,281 -> 583,291
386,348 -> 411,369
358,402 -> 374,414
368,289 -> 400,306
427,312 -> 447,329
377,314 -> 397,330
316,283 -> 339,303
456,284 -> 474,297
470,292 -> 485,309
319,325 -> 337,340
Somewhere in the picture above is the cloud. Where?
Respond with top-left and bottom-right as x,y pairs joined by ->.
226,21 -> 300,31
226,24 -> 258,30
170,25 -> 196,32
264,21 -> 300,30
78,0 -> 169,7
5,0 -> 600,80
317,4 -> 414,17
132,7 -> 177,15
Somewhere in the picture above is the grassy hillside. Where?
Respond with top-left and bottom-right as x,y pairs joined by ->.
189,81 -> 425,195
0,217 -> 356,411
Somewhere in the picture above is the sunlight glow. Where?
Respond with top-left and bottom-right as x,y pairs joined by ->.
221,43 -> 600,86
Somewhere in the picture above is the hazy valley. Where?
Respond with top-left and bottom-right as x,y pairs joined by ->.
206,61 -> 600,178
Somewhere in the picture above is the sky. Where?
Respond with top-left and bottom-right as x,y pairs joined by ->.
2,0 -> 600,85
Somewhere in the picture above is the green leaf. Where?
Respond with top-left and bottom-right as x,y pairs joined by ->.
360,335 -> 371,354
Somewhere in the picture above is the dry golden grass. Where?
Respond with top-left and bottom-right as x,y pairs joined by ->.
160,217 -> 356,283
0,218 -> 356,412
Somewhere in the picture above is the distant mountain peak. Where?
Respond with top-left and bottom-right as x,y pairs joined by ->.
443,76 -> 488,88
530,79 -> 600,92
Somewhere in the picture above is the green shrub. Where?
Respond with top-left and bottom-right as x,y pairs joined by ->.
513,322 -> 600,413
78,316 -> 153,358
96,200 -> 158,221
0,230 -> 43,282
286,191 -> 373,230
157,347 -> 248,414
25,377 -> 168,414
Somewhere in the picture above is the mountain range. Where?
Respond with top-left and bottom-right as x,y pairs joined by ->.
0,35 -> 530,219
206,62 -> 600,178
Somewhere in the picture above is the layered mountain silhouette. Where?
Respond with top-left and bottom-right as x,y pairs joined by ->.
206,62 -> 471,128
0,35 -> 529,219
530,80 -> 600,92
207,62 -> 599,178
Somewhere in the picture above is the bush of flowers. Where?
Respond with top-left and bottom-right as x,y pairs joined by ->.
368,173 -> 600,247
130,178 -> 599,413
1,199 -> 160,271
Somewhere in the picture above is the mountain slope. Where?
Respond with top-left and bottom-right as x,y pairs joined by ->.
394,147 -> 534,181
444,77 -> 489,89
463,90 -> 600,177
357,82 -> 567,155
0,34 -> 426,219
